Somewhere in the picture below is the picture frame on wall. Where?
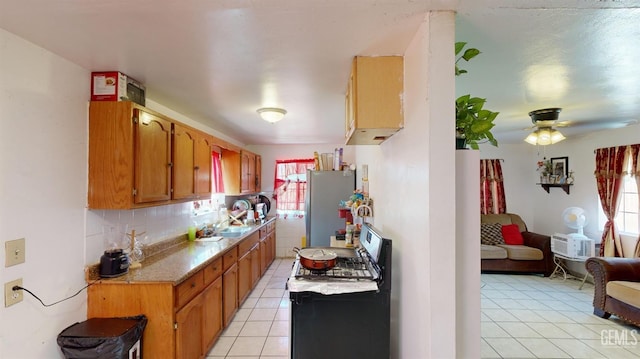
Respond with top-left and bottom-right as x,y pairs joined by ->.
550,157 -> 569,178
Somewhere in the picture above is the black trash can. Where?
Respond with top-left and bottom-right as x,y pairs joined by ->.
57,315 -> 147,359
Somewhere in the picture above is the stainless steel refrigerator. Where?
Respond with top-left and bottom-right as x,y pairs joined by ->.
305,170 -> 355,247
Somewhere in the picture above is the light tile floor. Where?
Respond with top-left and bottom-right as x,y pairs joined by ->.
208,259 -> 640,358
207,258 -> 293,359
481,273 -> 640,359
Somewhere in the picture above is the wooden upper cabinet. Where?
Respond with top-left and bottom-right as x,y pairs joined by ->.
345,56 -> 404,145
172,123 -> 196,200
88,101 -> 172,209
89,100 -> 259,204
221,149 -> 241,194
194,134 -> 213,197
241,151 -> 256,193
221,149 -> 259,194
134,110 -> 172,204
173,124 -> 213,200
255,155 -> 262,192
89,101 -> 218,208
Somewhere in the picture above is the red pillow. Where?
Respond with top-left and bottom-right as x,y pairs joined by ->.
501,224 -> 524,245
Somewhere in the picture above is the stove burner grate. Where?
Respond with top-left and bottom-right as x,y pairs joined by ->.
294,256 -> 376,280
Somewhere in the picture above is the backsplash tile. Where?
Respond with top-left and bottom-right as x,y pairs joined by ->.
86,195 -> 225,263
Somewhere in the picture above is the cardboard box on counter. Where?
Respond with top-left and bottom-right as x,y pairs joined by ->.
91,71 -> 145,106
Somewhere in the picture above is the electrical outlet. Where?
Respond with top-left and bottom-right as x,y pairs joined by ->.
5,238 -> 25,267
4,278 -> 23,307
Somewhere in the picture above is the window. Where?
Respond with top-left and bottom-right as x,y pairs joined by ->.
598,159 -> 639,235
273,159 -> 315,218
615,162 -> 639,234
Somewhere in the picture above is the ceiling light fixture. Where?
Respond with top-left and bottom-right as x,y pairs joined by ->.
524,107 -> 565,145
524,127 -> 566,145
257,107 -> 287,123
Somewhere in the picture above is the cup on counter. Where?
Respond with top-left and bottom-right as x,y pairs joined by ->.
187,226 -> 196,241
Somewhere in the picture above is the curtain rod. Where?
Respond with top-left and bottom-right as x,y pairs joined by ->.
594,143 -> 640,153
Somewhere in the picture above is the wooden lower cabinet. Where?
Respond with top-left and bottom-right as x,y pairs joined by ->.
238,251 -> 252,304
87,220 -> 277,359
259,239 -> 268,276
222,263 -> 238,327
250,244 -> 260,288
202,277 -> 223,353
87,265 -> 223,359
176,293 -> 204,359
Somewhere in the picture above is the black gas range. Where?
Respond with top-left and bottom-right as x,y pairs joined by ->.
288,223 -> 392,359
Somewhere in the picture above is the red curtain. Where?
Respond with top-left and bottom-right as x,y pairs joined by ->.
273,159 -> 315,218
595,146 -> 627,257
480,159 -> 506,214
212,151 -> 224,193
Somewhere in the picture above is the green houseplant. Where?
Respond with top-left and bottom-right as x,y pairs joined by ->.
455,42 -> 499,150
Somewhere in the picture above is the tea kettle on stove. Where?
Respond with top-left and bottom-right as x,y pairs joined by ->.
99,249 -> 130,278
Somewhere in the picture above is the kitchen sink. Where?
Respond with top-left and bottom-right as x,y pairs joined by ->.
218,226 -> 252,237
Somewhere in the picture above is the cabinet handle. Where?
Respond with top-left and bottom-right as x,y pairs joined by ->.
168,162 -> 173,167
194,166 -> 199,170
191,282 -> 196,288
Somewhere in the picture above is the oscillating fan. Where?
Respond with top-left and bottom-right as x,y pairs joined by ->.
551,207 -> 595,258
562,206 -> 588,239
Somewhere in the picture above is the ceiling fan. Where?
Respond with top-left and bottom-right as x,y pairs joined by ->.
524,108 -> 568,145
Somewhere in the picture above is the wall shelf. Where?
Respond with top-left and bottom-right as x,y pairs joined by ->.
538,183 -> 573,194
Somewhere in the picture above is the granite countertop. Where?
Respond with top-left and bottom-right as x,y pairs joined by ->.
87,217 -> 275,285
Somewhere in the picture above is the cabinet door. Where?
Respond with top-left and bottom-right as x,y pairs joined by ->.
255,155 -> 262,192
194,134 -> 213,197
220,149 -> 241,194
202,276 -> 223,353
259,239 -> 268,276
345,67 -> 356,140
267,232 -> 275,267
250,243 -> 260,284
175,294 -> 203,359
240,151 -> 255,193
134,110 -> 172,203
173,123 -> 196,200
238,251 -> 252,304
222,263 -> 238,326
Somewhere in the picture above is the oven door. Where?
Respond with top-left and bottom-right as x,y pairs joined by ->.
290,290 -> 390,359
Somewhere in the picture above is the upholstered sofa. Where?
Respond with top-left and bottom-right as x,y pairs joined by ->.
585,257 -> 640,326
481,213 -> 554,277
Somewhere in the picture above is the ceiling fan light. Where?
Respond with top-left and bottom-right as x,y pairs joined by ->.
524,127 -> 565,146
537,128 -> 552,145
524,132 -> 539,145
550,129 -> 566,144
257,107 -> 287,123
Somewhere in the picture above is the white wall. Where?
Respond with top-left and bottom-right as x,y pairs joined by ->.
0,29 -> 89,357
372,12 -> 458,359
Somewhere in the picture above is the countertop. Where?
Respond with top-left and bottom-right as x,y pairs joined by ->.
87,217 -> 276,285
330,235 -> 360,248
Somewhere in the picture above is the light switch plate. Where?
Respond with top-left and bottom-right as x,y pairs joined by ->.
5,238 -> 25,267
4,278 -> 23,307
